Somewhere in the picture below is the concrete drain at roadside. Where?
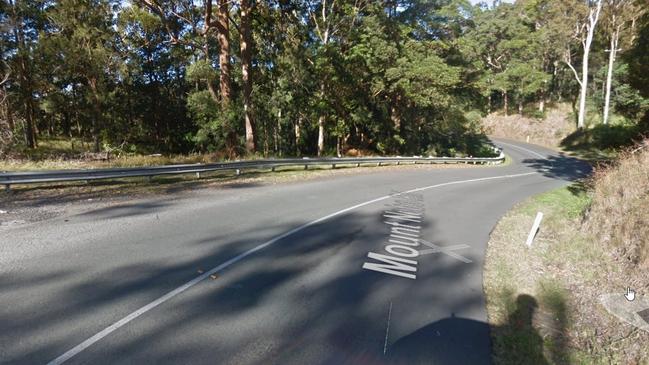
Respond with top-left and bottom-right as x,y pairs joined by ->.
600,293 -> 649,332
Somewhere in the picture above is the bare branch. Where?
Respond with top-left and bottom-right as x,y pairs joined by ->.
0,68 -> 10,87
562,51 -> 582,86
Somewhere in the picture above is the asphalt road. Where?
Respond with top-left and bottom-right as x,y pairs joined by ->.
0,139 -> 591,365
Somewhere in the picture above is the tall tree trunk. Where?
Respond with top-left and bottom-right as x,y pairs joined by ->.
518,100 -> 523,115
240,0 -> 255,153
294,116 -> 301,156
577,46 -> 591,128
88,77 -> 102,153
11,0 -> 36,148
336,136 -> 341,158
502,90 -> 508,116
263,119 -> 269,156
274,109 -> 281,154
24,94 -> 36,149
603,26 -> 620,125
203,0 -> 219,104
216,0 -> 231,106
317,82 -> 326,156
487,93 -> 492,114
317,115 -> 325,156
577,0 -> 603,129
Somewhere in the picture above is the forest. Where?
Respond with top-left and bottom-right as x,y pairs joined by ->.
1,0 -> 648,159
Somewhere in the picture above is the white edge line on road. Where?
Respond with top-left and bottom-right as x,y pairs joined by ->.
496,141 -> 548,159
47,171 -> 537,365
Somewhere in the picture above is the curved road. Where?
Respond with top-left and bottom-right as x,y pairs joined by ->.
0,139 -> 591,365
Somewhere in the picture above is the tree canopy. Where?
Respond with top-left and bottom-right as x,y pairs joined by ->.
1,0 -> 647,158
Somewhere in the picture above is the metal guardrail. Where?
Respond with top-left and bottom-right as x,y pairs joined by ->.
1,147 -> 504,191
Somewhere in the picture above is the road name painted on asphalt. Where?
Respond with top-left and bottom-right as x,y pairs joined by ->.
362,191 -> 425,279
362,190 -> 473,279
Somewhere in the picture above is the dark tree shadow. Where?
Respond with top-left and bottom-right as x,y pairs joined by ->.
521,153 -> 592,182
560,124 -> 645,162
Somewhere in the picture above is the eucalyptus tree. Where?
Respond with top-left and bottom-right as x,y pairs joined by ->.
305,0 -> 367,156
601,0 -> 646,124
560,0 -> 603,128
460,2 -> 539,115
4,0 -> 42,148
45,0 -> 121,151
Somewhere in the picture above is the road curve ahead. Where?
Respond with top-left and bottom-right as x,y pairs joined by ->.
1,139 -> 591,365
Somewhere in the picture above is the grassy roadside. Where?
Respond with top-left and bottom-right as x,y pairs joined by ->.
484,183 -> 649,364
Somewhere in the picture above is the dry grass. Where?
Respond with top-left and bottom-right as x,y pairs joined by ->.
0,152 -> 220,171
485,145 -> 649,364
0,137 -> 291,171
482,104 -> 575,149
584,142 -> 649,269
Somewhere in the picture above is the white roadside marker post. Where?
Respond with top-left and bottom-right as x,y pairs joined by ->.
526,212 -> 544,247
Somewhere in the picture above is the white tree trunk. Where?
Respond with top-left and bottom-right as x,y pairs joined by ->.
603,28 -> 619,125
577,0 -> 603,129
295,117 -> 301,155
317,115 -> 325,156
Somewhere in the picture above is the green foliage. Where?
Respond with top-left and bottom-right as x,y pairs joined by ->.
2,0 -> 646,160
186,60 -> 218,84
626,11 -> 649,100
594,63 -> 649,120
186,90 -> 241,152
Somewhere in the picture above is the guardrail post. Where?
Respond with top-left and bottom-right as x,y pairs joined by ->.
332,164 -> 336,169
396,161 -> 400,165
377,162 -> 381,167
304,165 -> 308,170
271,166 -> 276,172
356,163 -> 360,167
196,172 -> 201,179
236,169 -> 241,176
4,184 -> 10,192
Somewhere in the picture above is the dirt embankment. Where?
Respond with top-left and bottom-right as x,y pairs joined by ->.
482,106 -> 575,149
585,143 -> 649,269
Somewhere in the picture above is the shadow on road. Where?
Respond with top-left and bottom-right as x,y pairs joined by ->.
1,209 -> 489,364
388,314 -> 491,365
521,153 -> 592,182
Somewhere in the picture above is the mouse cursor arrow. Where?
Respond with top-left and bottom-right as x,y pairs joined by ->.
624,287 -> 636,302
